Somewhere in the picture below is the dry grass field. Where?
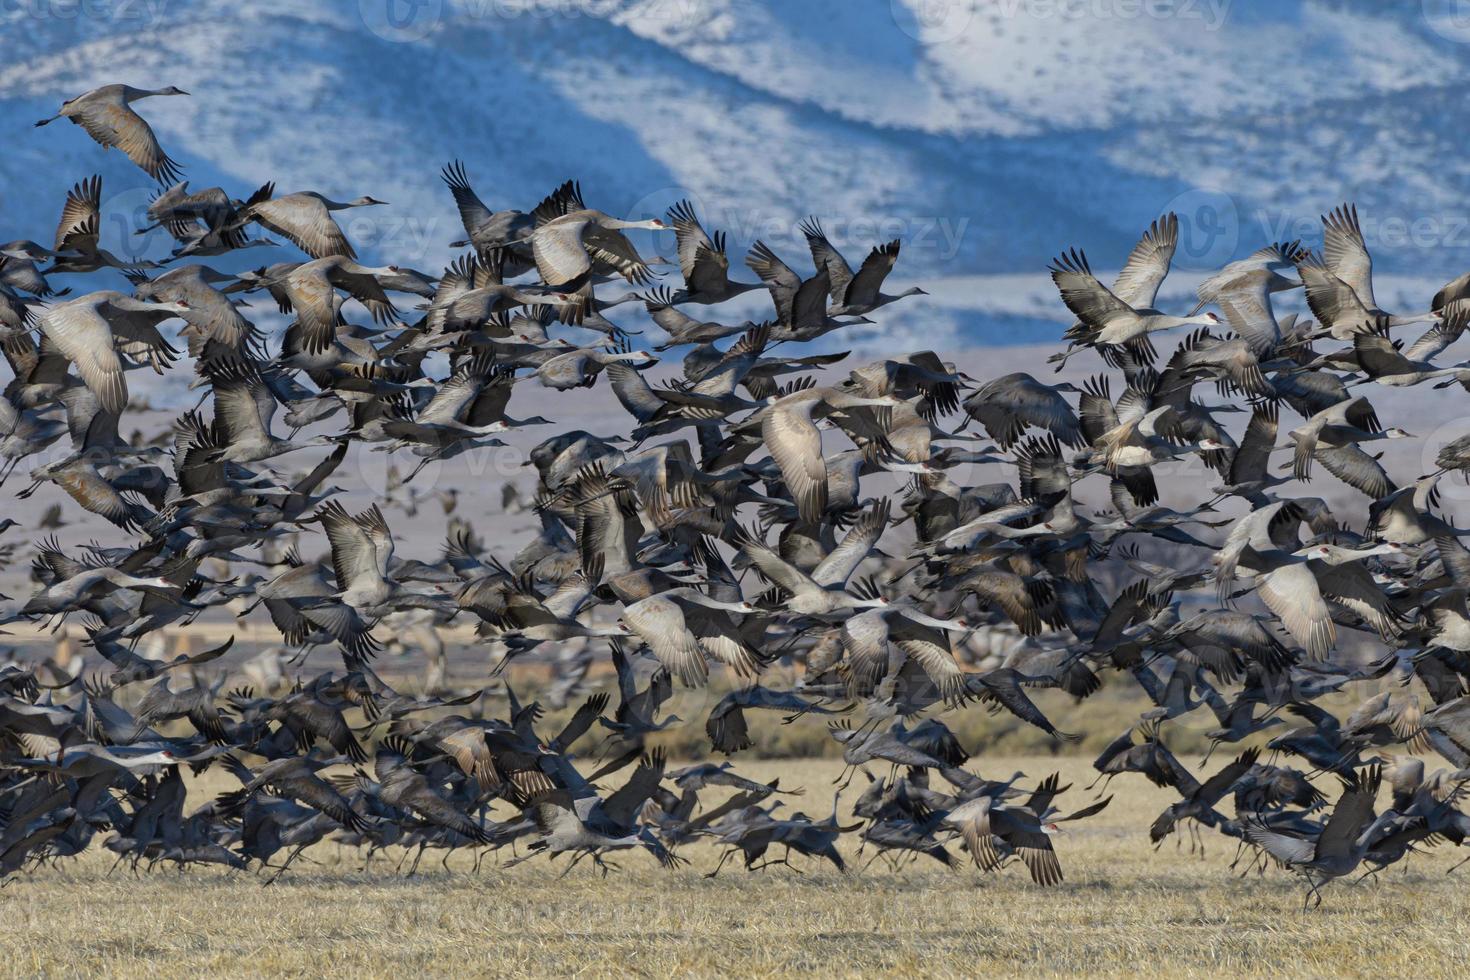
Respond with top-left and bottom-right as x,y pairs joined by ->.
5,755 -> 1470,978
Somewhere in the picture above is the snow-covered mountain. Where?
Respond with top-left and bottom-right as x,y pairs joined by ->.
4,0 -> 1470,353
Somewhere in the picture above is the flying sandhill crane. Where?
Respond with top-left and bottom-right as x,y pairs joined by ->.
233,183 -> 386,259
1046,214 -> 1183,366
507,750 -> 683,875
663,199 -> 761,305
745,239 -> 870,341
1243,765 -> 1382,908
800,217 -> 927,316
217,756 -> 370,836
440,160 -> 536,276
1346,312 -> 1470,388
754,384 -> 902,523
1295,204 -> 1439,339
37,291 -> 189,413
126,264 -> 258,352
1190,241 -> 1305,352
617,588 -> 764,687
35,84 -> 188,182
141,181 -> 253,254
962,372 -> 1084,450
1148,747 -> 1259,851
254,256 -> 400,354
1215,500 -> 1404,659
340,739 -> 493,845
1049,247 -> 1219,364
427,252 -> 582,333
0,240 -> 66,296
1286,395 -> 1412,498
46,176 -> 157,274
731,510 -> 892,617
529,181 -> 665,320
945,793 -> 1065,886
195,351 -> 339,464
705,686 -> 846,755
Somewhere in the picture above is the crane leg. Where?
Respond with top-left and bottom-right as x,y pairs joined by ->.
263,844 -> 308,886
558,850 -> 591,879
405,842 -> 427,877
704,849 -> 735,879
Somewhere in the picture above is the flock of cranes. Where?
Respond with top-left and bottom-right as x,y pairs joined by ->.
6,84 -> 1470,905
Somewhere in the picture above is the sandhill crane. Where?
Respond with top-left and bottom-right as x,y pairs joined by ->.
1346,312 -> 1470,387
85,627 -> 233,689
1190,241 -> 1304,352
664,200 -> 760,305
1296,205 -> 1438,338
962,373 -> 1083,449
1215,501 -> 1403,659
1085,400 -> 1228,475
745,239 -> 867,340
840,592 -> 973,704
509,751 -> 682,875
219,757 -> 370,836
440,160 -> 536,275
141,181 -> 253,253
344,739 -> 492,844
1243,765 -> 1382,908
37,291 -> 189,413
46,176 -> 151,274
1286,395 -> 1412,498
128,677 -> 230,743
1049,247 -> 1218,362
0,397 -> 67,483
529,181 -> 665,318
731,503 -> 892,617
1149,748 -> 1259,850
1045,214 -> 1181,362
800,218 -> 927,315
618,588 -> 763,687
0,240 -> 66,296
521,343 -> 658,391
705,686 -> 844,755
233,183 -> 386,259
192,354 -> 339,464
428,253 -> 582,334
127,264 -> 258,352
945,794 -> 1064,886
13,743 -> 182,778
753,385 -> 902,523
253,256 -> 399,354
828,720 -> 947,791
641,286 -> 753,348
35,84 -> 188,182
597,638 -> 681,746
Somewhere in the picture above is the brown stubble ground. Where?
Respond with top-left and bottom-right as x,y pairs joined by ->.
4,756 -> 1470,977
